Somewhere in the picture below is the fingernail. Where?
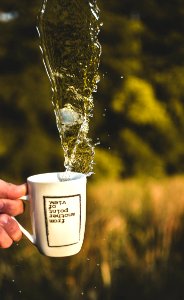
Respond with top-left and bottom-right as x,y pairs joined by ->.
18,184 -> 27,195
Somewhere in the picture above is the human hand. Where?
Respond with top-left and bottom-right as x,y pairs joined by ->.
0,179 -> 27,248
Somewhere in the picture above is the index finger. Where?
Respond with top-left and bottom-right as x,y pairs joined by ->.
0,180 -> 27,200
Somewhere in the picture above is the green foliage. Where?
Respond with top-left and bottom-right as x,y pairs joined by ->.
0,66 -> 63,182
93,147 -> 123,180
111,76 -> 177,176
1,0 -> 184,178
97,0 -> 184,176
112,76 -> 171,129
120,129 -> 165,176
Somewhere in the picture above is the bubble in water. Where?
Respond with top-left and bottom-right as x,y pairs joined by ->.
60,106 -> 83,125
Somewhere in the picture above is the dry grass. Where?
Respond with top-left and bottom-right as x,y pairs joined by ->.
2,176 -> 184,300
85,176 -> 184,283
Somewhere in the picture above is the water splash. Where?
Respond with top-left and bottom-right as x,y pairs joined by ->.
37,0 -> 101,174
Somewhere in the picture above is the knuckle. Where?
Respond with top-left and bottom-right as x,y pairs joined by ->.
6,218 -> 22,242
10,200 -> 24,217
0,199 -> 24,216
0,214 -> 23,245
0,214 -> 9,225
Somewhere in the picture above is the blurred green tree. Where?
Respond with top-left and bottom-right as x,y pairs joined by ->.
0,0 -> 63,181
1,0 -> 184,180
97,0 -> 184,176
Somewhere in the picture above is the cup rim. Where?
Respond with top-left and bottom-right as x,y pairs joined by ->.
27,172 -> 86,183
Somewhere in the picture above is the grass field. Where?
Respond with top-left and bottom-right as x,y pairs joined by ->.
1,176 -> 184,300
85,176 -> 184,299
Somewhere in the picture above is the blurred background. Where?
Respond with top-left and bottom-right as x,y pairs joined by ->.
1,0 -> 184,299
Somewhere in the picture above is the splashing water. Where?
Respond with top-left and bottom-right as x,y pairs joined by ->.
37,0 -> 101,175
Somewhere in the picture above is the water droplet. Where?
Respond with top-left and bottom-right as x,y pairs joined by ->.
121,75 -> 124,78
87,257 -> 90,261
18,290 -> 22,294
81,291 -> 84,296
12,279 -> 15,283
102,113 -> 106,117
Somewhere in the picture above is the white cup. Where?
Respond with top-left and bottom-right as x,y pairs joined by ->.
14,172 -> 87,257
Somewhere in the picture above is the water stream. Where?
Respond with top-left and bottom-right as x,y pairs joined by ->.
37,0 -> 101,175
